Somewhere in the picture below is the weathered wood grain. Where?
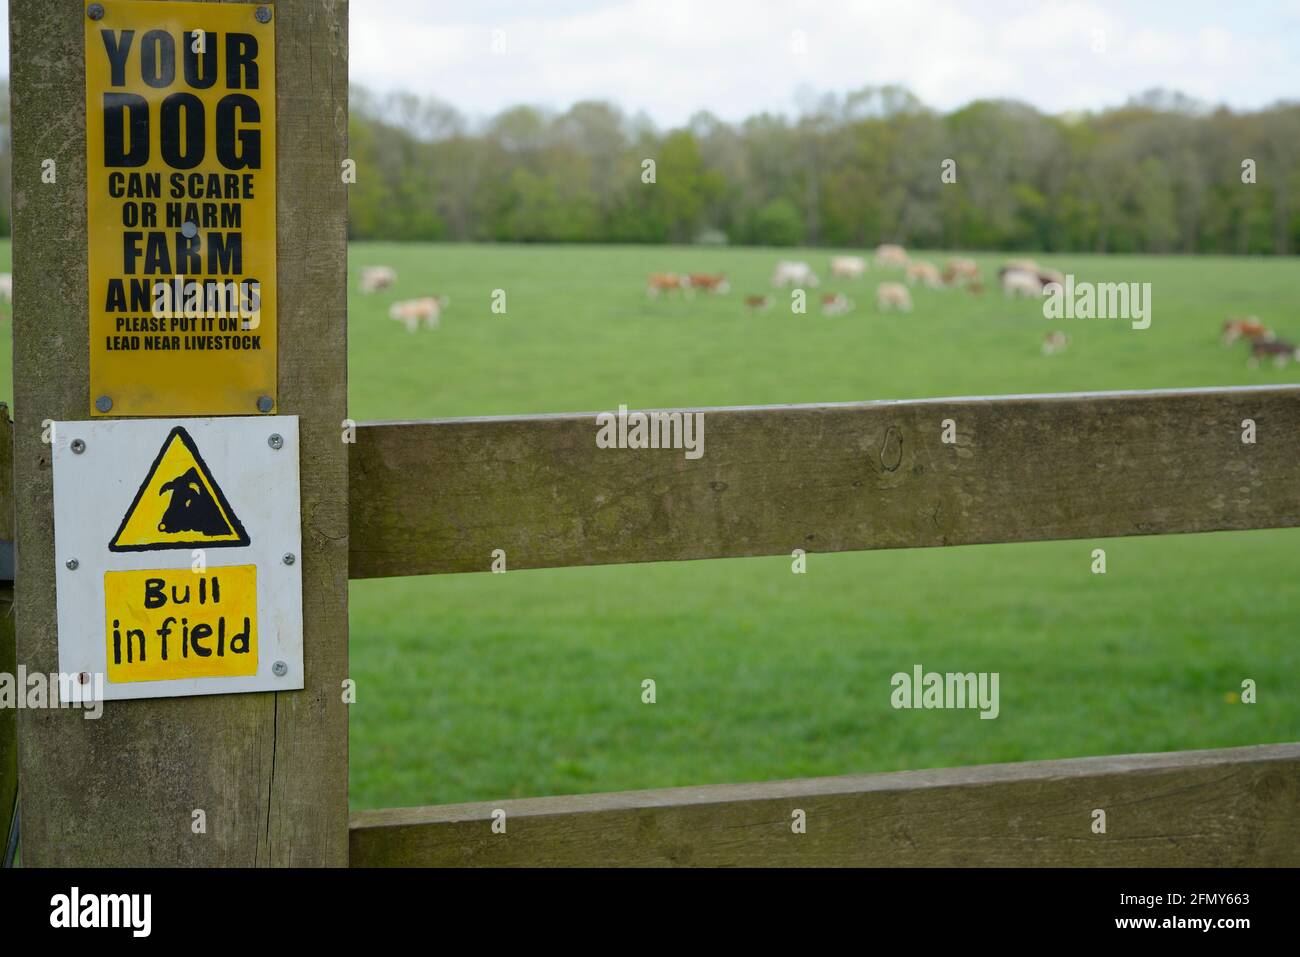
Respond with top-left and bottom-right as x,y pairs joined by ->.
349,743 -> 1300,867
12,0 -> 349,866
0,405 -> 15,861
349,386 -> 1300,578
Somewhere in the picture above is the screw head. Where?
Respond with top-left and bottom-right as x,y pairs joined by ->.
70,438 -> 86,454
257,395 -> 274,413
256,6 -> 272,23
95,395 -> 113,413
78,672 -> 91,685
66,558 -> 80,571
87,4 -> 105,20
268,433 -> 284,450
181,221 -> 198,239
283,552 -> 296,566
272,660 -> 288,677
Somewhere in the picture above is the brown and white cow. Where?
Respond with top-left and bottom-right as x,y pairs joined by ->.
1042,331 -> 1070,355
389,296 -> 448,332
821,292 -> 853,316
1249,339 -> 1300,368
361,265 -> 397,294
646,273 -> 686,297
1222,316 -> 1273,346
688,273 -> 731,294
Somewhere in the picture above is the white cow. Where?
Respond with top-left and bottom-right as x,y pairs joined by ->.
874,244 -> 909,268
1001,268 -> 1044,298
361,265 -> 398,294
829,255 -> 867,279
389,296 -> 448,332
771,260 -> 820,287
905,261 -> 942,288
876,282 -> 913,312
0,273 -> 11,304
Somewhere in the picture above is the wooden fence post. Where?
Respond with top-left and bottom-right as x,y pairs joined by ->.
10,0 -> 350,866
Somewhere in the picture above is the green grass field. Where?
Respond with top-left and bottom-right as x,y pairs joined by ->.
2,240 -> 1297,811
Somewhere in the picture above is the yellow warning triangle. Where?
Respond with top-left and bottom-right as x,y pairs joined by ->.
109,426 -> 250,552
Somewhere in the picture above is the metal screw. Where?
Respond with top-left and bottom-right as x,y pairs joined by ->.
87,4 -> 105,20
181,221 -> 198,239
283,552 -> 296,566
66,558 -> 80,571
95,395 -> 113,413
78,672 -> 91,685
255,6 -> 272,23
257,395 -> 274,413
268,433 -> 284,450
71,438 -> 86,454
272,661 -> 288,677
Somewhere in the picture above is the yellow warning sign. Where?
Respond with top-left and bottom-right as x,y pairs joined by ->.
109,425 -> 250,552
85,0 -> 278,417
105,565 -> 258,682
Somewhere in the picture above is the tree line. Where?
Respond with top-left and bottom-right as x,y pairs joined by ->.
346,85 -> 1298,255
0,81 -> 1295,254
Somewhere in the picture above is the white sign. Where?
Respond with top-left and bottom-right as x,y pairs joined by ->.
52,416 -> 303,701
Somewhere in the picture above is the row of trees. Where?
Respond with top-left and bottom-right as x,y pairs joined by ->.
346,85 -> 1300,255
0,80 -> 1293,253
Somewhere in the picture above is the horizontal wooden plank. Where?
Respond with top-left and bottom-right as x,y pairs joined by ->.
349,743 -> 1300,866
349,386 -> 1300,578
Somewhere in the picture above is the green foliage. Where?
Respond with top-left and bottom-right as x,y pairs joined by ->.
331,86 -> 1300,255
747,197 -> 804,246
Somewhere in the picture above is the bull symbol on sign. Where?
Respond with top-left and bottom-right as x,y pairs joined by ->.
158,467 -> 232,536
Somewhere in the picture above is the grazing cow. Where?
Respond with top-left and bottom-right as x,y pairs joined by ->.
158,468 -> 230,536
829,255 -> 868,279
876,282 -> 913,312
744,294 -> 773,313
821,292 -> 853,316
360,265 -> 397,294
389,296 -> 448,332
1222,316 -> 1273,346
1042,331 -> 1070,355
0,273 -> 12,304
966,279 -> 985,295
646,273 -> 686,297
874,244 -> 909,268
1249,339 -> 1300,368
688,273 -> 730,294
771,260 -> 820,287
1000,268 -> 1044,298
942,258 -> 980,287
905,261 -> 942,288
1037,268 -> 1066,292
945,257 -> 979,282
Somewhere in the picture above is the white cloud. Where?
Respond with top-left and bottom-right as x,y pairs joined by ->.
0,0 -> 1292,124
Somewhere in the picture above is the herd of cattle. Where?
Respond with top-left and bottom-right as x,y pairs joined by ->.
1221,316 -> 1300,367
646,246 -> 1077,354
346,256 -> 1296,367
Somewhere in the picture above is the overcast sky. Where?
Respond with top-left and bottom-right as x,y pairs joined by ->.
4,1 -> 1297,125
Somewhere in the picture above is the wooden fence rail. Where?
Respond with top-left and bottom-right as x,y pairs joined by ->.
348,386 -> 1300,579
350,743 -> 1300,867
